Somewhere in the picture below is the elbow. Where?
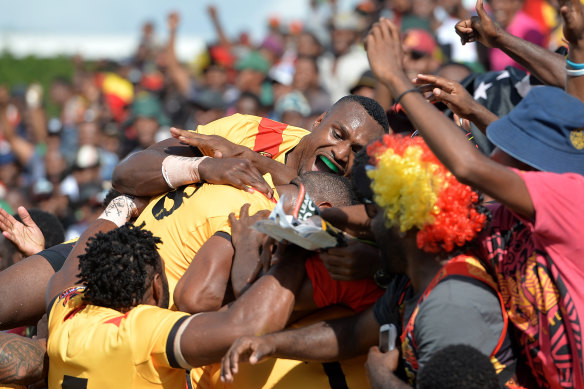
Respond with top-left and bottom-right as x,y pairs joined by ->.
174,287 -> 224,315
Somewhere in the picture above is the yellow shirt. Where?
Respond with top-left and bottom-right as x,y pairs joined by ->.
195,113 -> 310,164
135,174 -> 279,308
47,286 -> 189,389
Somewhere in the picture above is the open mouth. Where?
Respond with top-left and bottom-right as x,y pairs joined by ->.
315,155 -> 341,174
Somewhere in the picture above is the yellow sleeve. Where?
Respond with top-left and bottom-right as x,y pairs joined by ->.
131,307 -> 191,372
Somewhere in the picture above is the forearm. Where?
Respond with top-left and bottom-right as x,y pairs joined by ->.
230,243 -> 260,298
182,253 -> 306,367
467,103 -> 499,134
264,307 -> 378,363
112,138 -> 197,196
368,370 -> 411,389
494,30 -> 565,87
0,333 -> 47,385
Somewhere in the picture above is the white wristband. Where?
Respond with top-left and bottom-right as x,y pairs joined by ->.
98,195 -> 137,227
162,155 -> 210,189
566,67 -> 584,77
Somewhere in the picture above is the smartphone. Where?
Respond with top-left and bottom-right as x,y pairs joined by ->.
379,323 -> 397,353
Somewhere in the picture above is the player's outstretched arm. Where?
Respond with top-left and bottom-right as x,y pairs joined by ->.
113,135 -> 274,197
178,246 -> 308,368
220,307 -> 379,383
46,195 -> 143,307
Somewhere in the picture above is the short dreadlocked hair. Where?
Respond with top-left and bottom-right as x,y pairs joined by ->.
77,223 -> 163,311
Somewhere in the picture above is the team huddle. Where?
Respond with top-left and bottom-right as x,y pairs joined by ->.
1,1 -> 584,388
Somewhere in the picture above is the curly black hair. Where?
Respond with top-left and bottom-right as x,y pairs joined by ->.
77,223 -> 164,311
416,344 -> 500,389
334,95 -> 390,133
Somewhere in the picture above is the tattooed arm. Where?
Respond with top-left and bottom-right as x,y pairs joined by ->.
0,332 -> 47,385
46,195 -> 144,305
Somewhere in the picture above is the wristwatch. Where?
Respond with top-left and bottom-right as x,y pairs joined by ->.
373,268 -> 392,289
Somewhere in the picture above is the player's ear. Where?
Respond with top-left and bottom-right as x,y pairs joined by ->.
152,273 -> 164,306
311,111 -> 327,129
317,201 -> 333,209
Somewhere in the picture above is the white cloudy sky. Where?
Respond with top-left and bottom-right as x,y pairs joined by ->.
0,0 -> 364,41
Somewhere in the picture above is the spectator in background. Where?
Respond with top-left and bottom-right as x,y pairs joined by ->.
402,29 -> 444,80
488,0 -> 545,71
350,70 -> 377,99
292,55 -> 331,115
122,93 -> 170,155
234,51 -> 273,107
189,89 -> 227,127
318,12 -> 371,102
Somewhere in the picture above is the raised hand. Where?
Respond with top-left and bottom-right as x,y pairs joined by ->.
560,0 -> 584,46
365,18 -> 406,85
413,74 -> 479,118
319,240 -> 381,281
168,12 -> 180,32
220,336 -> 275,383
0,207 -> 45,257
455,0 -> 502,48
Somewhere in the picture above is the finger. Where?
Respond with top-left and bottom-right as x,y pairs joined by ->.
240,203 -> 251,219
0,207 -> 16,228
240,169 -> 273,198
3,231 -> 14,241
249,345 -> 267,364
17,206 -> 35,228
476,0 -> 488,20
228,212 -> 237,226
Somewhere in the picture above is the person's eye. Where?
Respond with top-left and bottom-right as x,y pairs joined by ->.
332,129 -> 343,140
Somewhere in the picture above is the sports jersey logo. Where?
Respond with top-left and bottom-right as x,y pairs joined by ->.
152,184 -> 201,220
58,286 -> 85,306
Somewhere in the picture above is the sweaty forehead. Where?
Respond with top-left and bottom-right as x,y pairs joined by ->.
329,101 -> 384,143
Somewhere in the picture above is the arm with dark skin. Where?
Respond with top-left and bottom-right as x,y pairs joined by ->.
414,75 -> 499,134
112,135 -> 276,197
220,306 -> 380,382
46,196 -> 141,305
366,18 -> 535,220
173,235 -> 235,313
320,204 -> 374,240
561,0 -> 584,102
178,245 -> 308,367
456,0 -> 565,87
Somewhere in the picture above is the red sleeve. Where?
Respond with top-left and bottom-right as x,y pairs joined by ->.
305,254 -> 384,313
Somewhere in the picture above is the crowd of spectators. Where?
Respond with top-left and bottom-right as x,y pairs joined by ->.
0,0 -> 560,244
1,0 -> 583,388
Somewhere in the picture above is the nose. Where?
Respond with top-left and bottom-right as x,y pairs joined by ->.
332,140 -> 351,170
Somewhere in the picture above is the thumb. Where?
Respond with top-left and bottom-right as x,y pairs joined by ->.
17,206 -> 35,227
214,151 -> 223,158
476,0 -> 488,20
249,346 -> 267,364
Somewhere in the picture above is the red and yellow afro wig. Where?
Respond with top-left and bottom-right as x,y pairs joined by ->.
367,134 -> 487,253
